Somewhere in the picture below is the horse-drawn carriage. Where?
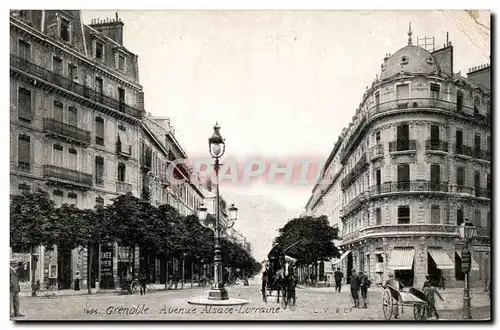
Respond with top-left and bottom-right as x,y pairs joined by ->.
380,279 -> 435,320
261,244 -> 298,309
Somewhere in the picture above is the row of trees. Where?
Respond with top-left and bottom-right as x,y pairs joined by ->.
10,189 -> 262,293
274,215 -> 340,271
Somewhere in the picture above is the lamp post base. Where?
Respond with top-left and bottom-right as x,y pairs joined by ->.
463,296 -> 472,319
186,282 -> 249,306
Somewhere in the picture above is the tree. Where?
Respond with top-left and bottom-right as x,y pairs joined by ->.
10,189 -> 56,292
274,215 -> 340,267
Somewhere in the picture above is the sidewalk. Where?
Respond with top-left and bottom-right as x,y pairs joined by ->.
19,283 -> 207,298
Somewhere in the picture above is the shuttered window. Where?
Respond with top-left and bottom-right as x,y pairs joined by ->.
54,101 -> 64,122
53,144 -> 63,166
68,106 -> 78,127
95,117 -> 104,146
18,134 -> 31,171
68,148 -> 77,170
18,87 -> 32,121
431,205 -> 440,224
95,156 -> 104,185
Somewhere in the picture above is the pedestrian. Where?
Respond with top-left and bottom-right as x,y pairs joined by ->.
358,271 -> 371,309
10,260 -> 25,318
438,275 -> 446,290
423,281 -> 444,319
73,271 -> 81,291
139,271 -> 147,295
422,274 -> 432,290
334,268 -> 344,293
350,269 -> 361,308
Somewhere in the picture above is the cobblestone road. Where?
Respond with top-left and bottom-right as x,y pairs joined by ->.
13,284 -> 490,321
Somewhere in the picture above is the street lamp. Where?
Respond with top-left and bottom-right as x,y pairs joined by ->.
459,218 -> 476,319
192,122 -> 241,303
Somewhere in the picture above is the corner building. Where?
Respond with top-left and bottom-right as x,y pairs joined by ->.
305,31 -> 490,289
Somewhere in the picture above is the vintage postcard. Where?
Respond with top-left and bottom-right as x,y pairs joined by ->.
9,9 -> 491,321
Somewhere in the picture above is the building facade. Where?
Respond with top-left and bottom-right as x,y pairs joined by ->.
304,30 -> 490,289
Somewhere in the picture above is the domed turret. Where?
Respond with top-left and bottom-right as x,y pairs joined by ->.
380,23 -> 440,80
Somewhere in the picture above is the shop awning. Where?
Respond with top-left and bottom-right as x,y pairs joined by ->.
428,249 -> 454,270
331,250 -> 351,266
117,130 -> 131,155
455,250 -> 480,271
388,248 -> 415,270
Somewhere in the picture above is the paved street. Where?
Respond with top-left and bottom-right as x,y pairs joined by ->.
14,282 -> 490,321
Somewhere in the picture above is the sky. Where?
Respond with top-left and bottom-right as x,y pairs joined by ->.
82,10 -> 490,210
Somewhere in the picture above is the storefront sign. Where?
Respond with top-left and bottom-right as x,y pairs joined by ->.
100,244 -> 114,289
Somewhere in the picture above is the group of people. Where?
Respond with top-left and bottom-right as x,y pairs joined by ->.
349,269 -> 372,309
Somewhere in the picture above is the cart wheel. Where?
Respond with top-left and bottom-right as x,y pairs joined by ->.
382,289 -> 393,320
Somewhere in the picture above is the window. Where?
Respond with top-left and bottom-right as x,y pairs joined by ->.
68,106 -> 78,127
117,124 -> 131,155
396,124 -> 410,151
430,125 -> 439,142
117,53 -> 126,72
54,101 -> 64,122
68,148 -> 77,170
18,87 -> 32,121
474,133 -> 481,157
53,56 -> 63,75
53,189 -> 64,205
18,39 -> 30,61
375,131 -> 381,144
53,144 -> 63,166
456,90 -> 464,112
68,192 -> 77,206
375,208 -> 382,225
59,17 -> 71,42
118,87 -> 125,112
396,84 -> 409,103
18,183 -> 31,193
431,205 -> 440,224
474,96 -> 480,111
95,156 -> 104,185
457,208 -> 464,226
397,164 -> 410,191
474,209 -> 481,227
375,92 -> 380,111
456,167 -> 465,187
455,129 -> 463,153
400,56 -> 409,64
430,164 -> 440,191
68,63 -> 78,80
17,134 -> 31,172
474,171 -> 480,195
94,40 -> 104,61
117,162 -> 126,182
397,206 -> 410,224
95,117 -> 104,146
430,83 -> 440,99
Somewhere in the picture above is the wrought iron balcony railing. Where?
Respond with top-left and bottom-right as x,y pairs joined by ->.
388,140 -> 417,153
472,148 -> 491,161
369,181 -> 449,196
341,153 -> 368,190
425,139 -> 448,152
448,185 -> 474,195
116,181 -> 133,194
369,144 -> 384,160
367,98 -> 490,125
343,192 -> 368,216
43,165 -> 93,187
10,54 -> 144,120
342,224 -> 459,243
454,145 -> 472,157
43,118 -> 91,145
475,187 -> 491,198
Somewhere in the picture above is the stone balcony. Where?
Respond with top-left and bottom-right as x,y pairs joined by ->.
425,139 -> 448,153
116,181 -> 133,195
369,144 -> 384,161
43,165 -> 93,190
43,118 -> 91,146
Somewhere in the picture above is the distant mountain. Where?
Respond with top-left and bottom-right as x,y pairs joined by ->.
222,193 -> 301,262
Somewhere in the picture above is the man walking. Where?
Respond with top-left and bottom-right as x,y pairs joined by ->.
334,268 -> 344,293
423,281 -> 444,319
358,271 -> 371,309
10,260 -> 25,318
350,269 -> 361,308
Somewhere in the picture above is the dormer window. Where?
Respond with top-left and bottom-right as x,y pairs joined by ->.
400,55 -> 409,65
381,63 -> 386,71
93,40 -> 105,61
426,57 -> 434,65
115,52 -> 127,72
59,17 -> 71,43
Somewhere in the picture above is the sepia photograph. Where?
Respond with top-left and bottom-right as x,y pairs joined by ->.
8,7 -> 491,322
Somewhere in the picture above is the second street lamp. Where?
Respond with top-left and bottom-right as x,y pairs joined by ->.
459,218 -> 476,320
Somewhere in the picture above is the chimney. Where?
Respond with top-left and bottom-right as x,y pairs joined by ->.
89,12 -> 124,45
